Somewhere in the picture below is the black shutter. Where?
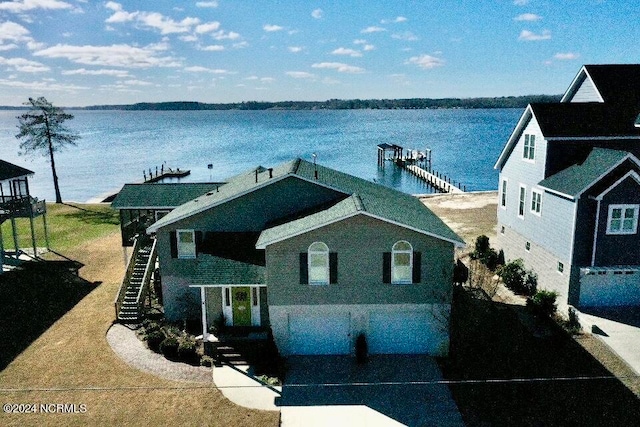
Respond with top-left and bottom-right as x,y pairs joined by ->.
382,252 -> 391,283
329,252 -> 338,284
412,251 -> 422,283
299,253 -> 308,284
170,231 -> 178,258
195,231 -> 203,256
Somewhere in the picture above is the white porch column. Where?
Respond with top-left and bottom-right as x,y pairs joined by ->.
200,286 -> 209,341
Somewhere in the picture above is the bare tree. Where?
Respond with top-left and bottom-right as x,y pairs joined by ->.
15,97 -> 79,204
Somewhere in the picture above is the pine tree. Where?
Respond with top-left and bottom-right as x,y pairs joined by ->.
15,97 -> 79,203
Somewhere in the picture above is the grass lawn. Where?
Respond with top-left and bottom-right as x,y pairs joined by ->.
0,203 -> 279,427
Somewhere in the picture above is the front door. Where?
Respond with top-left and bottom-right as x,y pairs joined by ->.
232,286 -> 252,326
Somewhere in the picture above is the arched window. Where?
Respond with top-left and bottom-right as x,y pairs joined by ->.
308,242 -> 329,285
392,241 -> 413,284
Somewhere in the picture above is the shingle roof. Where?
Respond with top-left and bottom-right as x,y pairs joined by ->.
111,182 -> 223,209
0,159 -> 33,182
538,148 -> 633,198
177,254 -> 265,285
531,103 -> 640,139
148,158 -> 464,246
583,64 -> 640,106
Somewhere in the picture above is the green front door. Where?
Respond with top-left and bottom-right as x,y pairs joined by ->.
232,286 -> 252,326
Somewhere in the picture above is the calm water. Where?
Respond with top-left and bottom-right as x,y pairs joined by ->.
0,109 -> 521,202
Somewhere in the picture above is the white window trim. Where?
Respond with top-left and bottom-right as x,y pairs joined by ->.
530,189 -> 542,216
557,261 -> 564,275
606,204 -> 639,235
391,240 -> 413,284
522,134 -> 536,163
500,178 -> 508,209
176,229 -> 196,259
308,241 -> 330,285
518,184 -> 527,219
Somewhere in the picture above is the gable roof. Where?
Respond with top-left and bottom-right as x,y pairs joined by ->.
148,158 -> 464,246
179,255 -> 265,285
0,159 -> 33,182
538,148 -> 639,199
111,182 -> 224,209
562,64 -> 640,105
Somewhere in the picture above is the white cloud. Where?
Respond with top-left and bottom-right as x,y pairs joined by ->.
514,13 -> 541,21
331,47 -> 362,57
0,44 -> 18,51
406,54 -> 445,69
392,31 -> 419,41
513,0 -> 529,5
286,71 -> 315,79
361,26 -> 386,34
212,30 -> 240,40
105,2 -> 201,35
554,52 -> 580,60
34,43 -> 181,68
363,44 -> 375,51
62,68 -> 130,77
311,8 -> 323,19
288,46 -> 303,53
195,22 -> 221,34
312,62 -> 365,74
518,29 -> 551,41
0,21 -> 32,44
200,44 -> 225,51
196,1 -> 218,7
0,78 -> 88,91
184,66 -> 233,74
0,56 -> 49,72
263,24 -> 284,32
0,0 -> 74,12
382,16 -> 407,24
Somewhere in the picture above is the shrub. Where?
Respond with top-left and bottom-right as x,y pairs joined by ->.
355,333 -> 368,364
527,290 -> 558,316
145,330 -> 165,352
200,355 -> 214,367
497,259 -> 537,295
159,335 -> 180,360
471,235 -> 501,271
177,336 -> 198,363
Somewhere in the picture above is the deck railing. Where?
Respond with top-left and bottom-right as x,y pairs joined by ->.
134,237 -> 158,319
0,196 -> 46,219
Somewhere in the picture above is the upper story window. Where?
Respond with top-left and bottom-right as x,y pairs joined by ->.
607,204 -> 639,235
308,242 -> 329,285
500,179 -> 507,209
177,229 -> 196,259
523,134 -> 536,161
392,241 -> 413,284
518,185 -> 526,218
530,190 -> 542,215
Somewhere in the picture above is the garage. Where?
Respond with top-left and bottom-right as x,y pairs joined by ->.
580,268 -> 640,306
368,310 -> 438,354
288,312 -> 351,355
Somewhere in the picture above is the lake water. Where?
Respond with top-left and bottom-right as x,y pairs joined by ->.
0,108 -> 521,202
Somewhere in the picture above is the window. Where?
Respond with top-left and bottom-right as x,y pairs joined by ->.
500,226 -> 505,235
523,134 -> 535,160
518,185 -> 526,218
558,262 -> 564,274
500,179 -> 508,208
530,190 -> 542,215
607,204 -> 639,235
392,241 -> 413,284
177,229 -> 196,258
525,241 -> 531,252
308,242 -> 329,285
252,287 -> 258,306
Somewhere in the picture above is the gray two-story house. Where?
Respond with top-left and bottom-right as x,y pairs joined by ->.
495,64 -> 640,309
144,158 -> 464,356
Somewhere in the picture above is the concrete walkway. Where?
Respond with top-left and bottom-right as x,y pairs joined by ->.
212,364 -> 281,411
578,307 -> 640,375
106,323 -> 211,383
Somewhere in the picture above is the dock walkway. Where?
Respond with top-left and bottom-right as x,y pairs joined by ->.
405,164 -> 463,194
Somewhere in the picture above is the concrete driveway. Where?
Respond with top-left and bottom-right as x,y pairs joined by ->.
277,355 -> 464,427
579,306 -> 640,375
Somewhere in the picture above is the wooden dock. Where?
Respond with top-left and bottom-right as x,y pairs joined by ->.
404,164 -> 464,193
144,165 -> 190,183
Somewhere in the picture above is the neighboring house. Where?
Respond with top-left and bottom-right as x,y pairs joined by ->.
495,64 -> 640,309
133,158 -> 464,356
0,159 -> 48,274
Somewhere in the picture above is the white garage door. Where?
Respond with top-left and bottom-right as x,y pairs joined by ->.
580,269 -> 640,306
368,311 -> 435,354
289,313 -> 351,355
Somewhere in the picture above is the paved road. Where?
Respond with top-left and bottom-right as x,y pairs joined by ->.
278,355 -> 464,427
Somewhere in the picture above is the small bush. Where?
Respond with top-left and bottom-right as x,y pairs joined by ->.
145,330 -> 165,352
471,235 -> 502,271
177,336 -> 198,363
527,290 -> 558,316
159,335 -> 180,360
497,259 -> 537,295
200,355 -> 213,367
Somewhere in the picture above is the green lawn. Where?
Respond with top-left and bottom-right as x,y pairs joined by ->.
1,203 -> 119,253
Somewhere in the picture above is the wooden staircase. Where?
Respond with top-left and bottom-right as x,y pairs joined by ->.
115,235 -> 157,324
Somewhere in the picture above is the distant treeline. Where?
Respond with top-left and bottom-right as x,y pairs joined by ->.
0,95 -> 561,111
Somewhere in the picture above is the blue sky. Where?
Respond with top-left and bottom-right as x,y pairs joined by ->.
0,0 -> 638,106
